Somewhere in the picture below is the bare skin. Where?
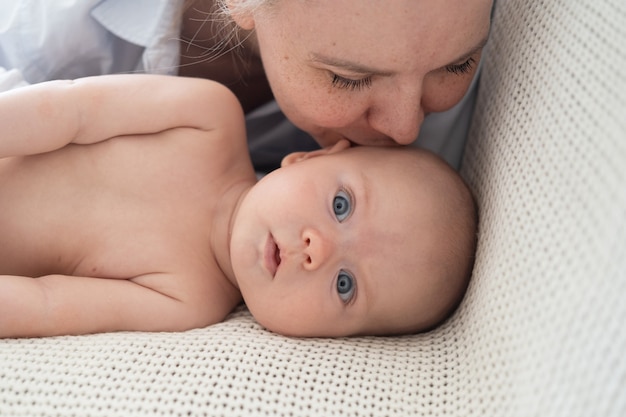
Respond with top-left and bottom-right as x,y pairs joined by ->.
0,74 -> 476,339
180,0 -> 494,146
0,75 -> 255,337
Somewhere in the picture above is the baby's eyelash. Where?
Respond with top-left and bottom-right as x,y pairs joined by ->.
331,74 -> 373,91
445,57 -> 476,75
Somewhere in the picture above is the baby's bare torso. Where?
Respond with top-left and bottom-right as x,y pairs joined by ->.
0,129 -> 252,317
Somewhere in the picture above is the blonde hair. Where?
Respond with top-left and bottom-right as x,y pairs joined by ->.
181,0 -> 274,65
182,0 -> 273,36
213,0 -> 272,16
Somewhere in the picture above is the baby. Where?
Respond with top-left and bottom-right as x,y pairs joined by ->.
0,75 -> 477,338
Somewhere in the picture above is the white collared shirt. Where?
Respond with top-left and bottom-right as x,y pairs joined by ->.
0,0 -> 181,83
0,0 -> 480,170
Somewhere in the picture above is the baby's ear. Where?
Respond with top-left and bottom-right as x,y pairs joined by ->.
280,139 -> 351,167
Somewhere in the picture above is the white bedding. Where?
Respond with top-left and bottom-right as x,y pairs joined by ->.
1,0 -> 625,415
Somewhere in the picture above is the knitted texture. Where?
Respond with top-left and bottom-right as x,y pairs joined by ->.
1,0 -> 625,416
460,0 -> 626,415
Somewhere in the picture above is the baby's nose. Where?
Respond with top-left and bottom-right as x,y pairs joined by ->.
301,227 -> 334,271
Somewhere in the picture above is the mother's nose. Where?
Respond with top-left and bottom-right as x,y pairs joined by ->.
301,227 -> 334,271
367,87 -> 424,145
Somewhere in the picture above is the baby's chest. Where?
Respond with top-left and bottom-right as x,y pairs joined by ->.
1,195 -> 213,280
72,217 -> 210,278
0,146 -> 217,278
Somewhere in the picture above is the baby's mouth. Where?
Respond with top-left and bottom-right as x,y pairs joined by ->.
264,234 -> 281,278
275,241 -> 282,269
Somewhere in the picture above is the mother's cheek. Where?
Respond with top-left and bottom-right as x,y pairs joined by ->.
422,72 -> 476,113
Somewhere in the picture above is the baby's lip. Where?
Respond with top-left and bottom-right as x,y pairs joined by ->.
264,234 -> 281,278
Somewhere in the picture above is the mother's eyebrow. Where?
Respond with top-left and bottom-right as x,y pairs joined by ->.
309,53 -> 394,76
445,36 -> 489,65
310,36 -> 489,76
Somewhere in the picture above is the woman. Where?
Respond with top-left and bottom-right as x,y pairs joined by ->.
0,0 -> 494,170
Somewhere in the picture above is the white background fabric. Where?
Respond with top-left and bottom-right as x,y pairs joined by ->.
1,0 -> 625,415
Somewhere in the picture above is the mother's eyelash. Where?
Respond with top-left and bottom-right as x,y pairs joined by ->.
445,57 -> 476,75
331,74 -> 373,91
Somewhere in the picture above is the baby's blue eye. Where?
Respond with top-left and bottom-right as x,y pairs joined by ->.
333,190 -> 352,222
337,270 -> 356,303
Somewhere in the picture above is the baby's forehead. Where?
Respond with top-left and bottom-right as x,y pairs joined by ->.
334,148 -> 454,333
357,267 -> 436,335
361,234 -> 430,297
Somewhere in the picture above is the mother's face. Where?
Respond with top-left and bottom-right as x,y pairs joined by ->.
235,0 -> 493,148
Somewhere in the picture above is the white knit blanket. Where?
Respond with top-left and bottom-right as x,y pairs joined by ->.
1,0 -> 625,415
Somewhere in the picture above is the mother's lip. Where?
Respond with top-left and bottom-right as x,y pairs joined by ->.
264,234 -> 280,278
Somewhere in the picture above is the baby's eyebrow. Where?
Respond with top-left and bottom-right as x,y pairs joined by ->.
309,53 -> 394,77
359,171 -> 371,208
354,171 -> 373,305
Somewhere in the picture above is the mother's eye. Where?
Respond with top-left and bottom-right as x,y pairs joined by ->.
445,57 -> 477,75
331,74 -> 372,91
333,190 -> 352,222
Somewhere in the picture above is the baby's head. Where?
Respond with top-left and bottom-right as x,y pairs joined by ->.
230,141 -> 477,337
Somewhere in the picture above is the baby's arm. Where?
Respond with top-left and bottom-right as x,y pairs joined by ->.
0,273 -> 220,338
0,74 -> 244,158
